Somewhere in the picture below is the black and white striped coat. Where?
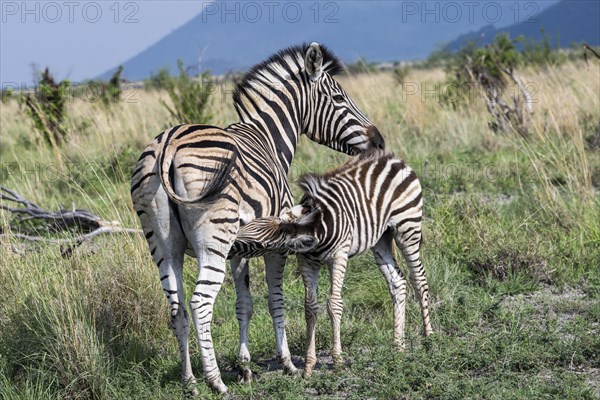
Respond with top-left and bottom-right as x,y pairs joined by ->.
130,43 -> 384,394
237,150 -> 432,375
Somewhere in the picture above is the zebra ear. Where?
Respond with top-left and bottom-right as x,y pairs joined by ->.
305,42 -> 323,80
297,205 -> 320,226
279,207 -> 291,219
287,235 -> 319,253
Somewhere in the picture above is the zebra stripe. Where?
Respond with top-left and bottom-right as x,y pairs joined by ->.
131,43 -> 384,394
237,150 -> 433,376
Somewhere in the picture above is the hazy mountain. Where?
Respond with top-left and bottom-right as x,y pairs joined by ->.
444,0 -> 599,51
96,0 -> 597,81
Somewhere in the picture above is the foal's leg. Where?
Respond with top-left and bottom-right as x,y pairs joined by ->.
396,228 -> 433,337
299,255 -> 321,377
372,229 -> 408,350
327,251 -> 349,367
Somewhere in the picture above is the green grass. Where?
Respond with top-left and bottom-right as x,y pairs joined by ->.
1,228 -> 598,399
1,62 -> 599,398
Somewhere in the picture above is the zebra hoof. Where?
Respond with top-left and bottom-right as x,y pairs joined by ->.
283,363 -> 300,376
237,367 -> 253,384
182,376 -> 199,398
208,379 -> 228,395
183,386 -> 200,399
303,368 -> 314,378
332,355 -> 344,368
394,340 -> 406,352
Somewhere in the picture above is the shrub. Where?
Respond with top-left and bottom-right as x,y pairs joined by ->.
1,87 -> 15,104
421,45 -> 454,69
439,34 -> 532,137
392,65 -> 412,85
161,60 -> 213,124
69,66 -> 124,107
521,28 -> 567,66
345,57 -> 377,75
22,68 -> 70,147
143,67 -> 172,91
103,65 -> 124,106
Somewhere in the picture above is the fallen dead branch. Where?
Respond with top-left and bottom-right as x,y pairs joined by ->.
0,186 -> 141,257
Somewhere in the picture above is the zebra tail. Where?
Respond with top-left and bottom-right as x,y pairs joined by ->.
157,140 -> 238,206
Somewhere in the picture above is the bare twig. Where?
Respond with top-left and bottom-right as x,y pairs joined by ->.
0,227 -> 140,244
0,185 -> 142,257
583,43 -> 600,59
584,43 -> 600,69
0,186 -> 41,209
500,66 -> 533,115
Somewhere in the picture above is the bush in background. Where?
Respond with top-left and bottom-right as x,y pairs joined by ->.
22,68 -> 70,147
161,60 -> 213,124
102,65 -> 124,106
439,34 -> 533,137
1,87 -> 15,104
69,66 -> 124,107
345,57 -> 378,75
143,67 -> 172,91
521,28 -> 567,66
392,65 -> 412,85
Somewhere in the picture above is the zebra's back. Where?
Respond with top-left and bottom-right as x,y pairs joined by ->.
131,124 -> 294,228
296,151 -> 422,261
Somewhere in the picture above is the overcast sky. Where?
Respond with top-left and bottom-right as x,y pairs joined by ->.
1,1 -> 208,85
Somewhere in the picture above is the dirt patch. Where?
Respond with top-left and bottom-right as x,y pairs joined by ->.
255,351 -> 336,375
469,248 -> 552,283
583,368 -> 600,398
444,192 -> 516,206
502,285 -> 599,393
501,285 -> 588,312
501,285 -> 592,332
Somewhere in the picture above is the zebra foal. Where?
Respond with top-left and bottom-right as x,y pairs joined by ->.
237,150 -> 433,376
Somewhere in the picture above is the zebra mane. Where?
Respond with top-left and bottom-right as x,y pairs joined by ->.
298,149 -> 395,200
232,43 -> 343,105
298,150 -> 395,198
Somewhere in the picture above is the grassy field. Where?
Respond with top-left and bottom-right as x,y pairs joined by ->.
1,61 -> 599,399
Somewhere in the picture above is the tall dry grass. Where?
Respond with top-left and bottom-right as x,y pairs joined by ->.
2,60 -> 597,201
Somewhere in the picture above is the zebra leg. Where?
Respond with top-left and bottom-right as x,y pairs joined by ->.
161,256 -> 197,392
373,230 -> 408,350
396,229 -> 433,337
230,256 -> 254,383
137,201 -> 198,395
299,257 -> 320,377
185,224 -> 233,395
263,253 -> 299,376
326,253 -> 349,367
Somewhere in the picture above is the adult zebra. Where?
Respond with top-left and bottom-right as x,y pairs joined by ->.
131,43 -> 384,394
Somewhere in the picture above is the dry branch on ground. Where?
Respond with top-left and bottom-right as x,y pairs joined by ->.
0,186 -> 141,257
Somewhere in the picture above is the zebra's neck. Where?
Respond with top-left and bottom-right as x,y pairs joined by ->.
232,53 -> 308,173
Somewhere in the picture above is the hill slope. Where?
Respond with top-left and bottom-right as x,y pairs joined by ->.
97,0 -> 600,80
445,0 -> 599,51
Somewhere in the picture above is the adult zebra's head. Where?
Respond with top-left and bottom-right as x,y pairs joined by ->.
303,42 -> 385,154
